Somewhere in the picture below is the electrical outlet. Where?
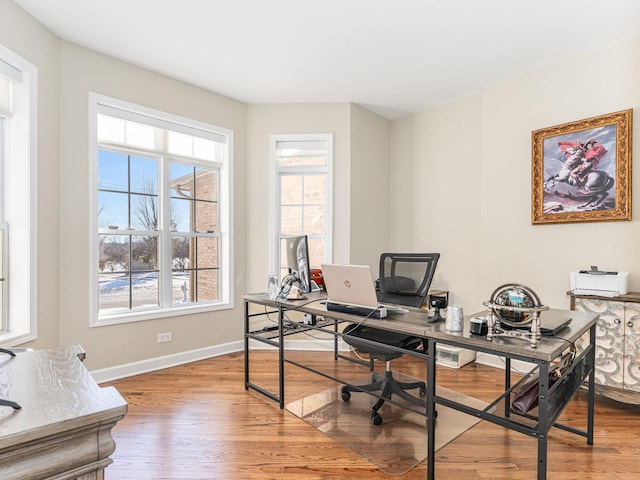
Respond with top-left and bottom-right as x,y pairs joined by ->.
157,332 -> 172,343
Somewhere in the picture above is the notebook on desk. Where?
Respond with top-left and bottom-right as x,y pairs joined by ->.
320,264 -> 410,319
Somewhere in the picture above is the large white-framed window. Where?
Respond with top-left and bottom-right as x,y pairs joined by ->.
270,134 -> 333,279
90,94 -> 233,326
0,46 -> 37,344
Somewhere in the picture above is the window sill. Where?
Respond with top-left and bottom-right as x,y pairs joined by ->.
0,330 -> 37,348
91,301 -> 234,328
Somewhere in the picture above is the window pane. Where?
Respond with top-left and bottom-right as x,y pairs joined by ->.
279,155 -> 303,167
172,270 -> 191,304
303,174 -> 325,204
308,238 -> 325,268
281,175 -> 302,205
97,115 -> 125,143
126,121 -> 155,149
171,163 -> 194,198
99,272 -> 130,313
194,200 -> 216,233
171,198 -> 191,232
197,269 -> 218,302
196,237 -> 218,268
99,235 -> 130,271
130,193 -> 158,231
98,191 -> 129,229
194,168 -> 217,202
131,272 -> 159,309
277,141 -> 328,166
193,137 -> 216,161
168,131 -> 192,157
98,150 -> 129,192
172,236 -> 191,270
131,236 -> 158,270
304,205 -> 325,235
281,206 -> 302,234
304,153 -> 327,166
130,156 -> 158,194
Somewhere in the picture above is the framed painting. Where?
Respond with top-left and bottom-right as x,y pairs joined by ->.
531,109 -> 632,224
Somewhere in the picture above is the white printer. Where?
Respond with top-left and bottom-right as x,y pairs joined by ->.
570,266 -> 629,297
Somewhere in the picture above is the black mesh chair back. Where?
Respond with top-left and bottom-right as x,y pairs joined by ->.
378,253 -> 440,307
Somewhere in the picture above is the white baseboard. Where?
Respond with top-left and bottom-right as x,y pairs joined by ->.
91,340 -> 244,384
91,338 -> 350,384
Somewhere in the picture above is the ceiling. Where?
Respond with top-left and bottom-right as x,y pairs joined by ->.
13,0 -> 640,119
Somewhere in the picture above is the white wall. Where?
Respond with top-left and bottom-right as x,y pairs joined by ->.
391,36 -> 640,313
349,104 -> 391,268
390,94 -> 483,306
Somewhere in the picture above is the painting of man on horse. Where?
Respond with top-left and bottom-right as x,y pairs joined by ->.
542,124 -> 617,212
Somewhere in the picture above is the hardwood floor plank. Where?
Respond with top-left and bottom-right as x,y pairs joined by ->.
102,351 -> 640,479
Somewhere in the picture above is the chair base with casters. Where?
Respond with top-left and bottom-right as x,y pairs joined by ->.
341,324 -> 436,425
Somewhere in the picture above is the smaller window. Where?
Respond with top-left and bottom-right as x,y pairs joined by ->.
271,134 -> 333,281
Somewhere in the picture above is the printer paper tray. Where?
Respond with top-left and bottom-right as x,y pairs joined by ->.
572,289 -> 619,298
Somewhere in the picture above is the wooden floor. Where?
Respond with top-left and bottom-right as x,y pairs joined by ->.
102,350 -> 640,480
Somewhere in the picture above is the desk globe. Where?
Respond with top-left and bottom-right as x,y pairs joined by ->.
483,283 -> 549,347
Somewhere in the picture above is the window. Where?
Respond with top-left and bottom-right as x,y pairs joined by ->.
91,94 -> 233,325
0,46 -> 37,343
271,134 -> 333,279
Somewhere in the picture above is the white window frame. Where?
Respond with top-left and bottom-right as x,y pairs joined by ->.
269,133 -> 333,276
0,45 -> 38,345
89,93 -> 233,327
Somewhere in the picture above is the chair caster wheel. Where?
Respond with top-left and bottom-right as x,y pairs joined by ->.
371,413 -> 383,425
341,387 -> 351,402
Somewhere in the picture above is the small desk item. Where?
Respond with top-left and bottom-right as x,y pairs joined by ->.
0,345 -> 127,480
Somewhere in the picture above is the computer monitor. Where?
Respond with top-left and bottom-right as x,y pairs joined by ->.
284,235 -> 311,293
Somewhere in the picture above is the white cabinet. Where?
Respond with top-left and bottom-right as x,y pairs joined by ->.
571,293 -> 640,403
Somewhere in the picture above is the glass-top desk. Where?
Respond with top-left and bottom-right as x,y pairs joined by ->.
243,291 -> 597,480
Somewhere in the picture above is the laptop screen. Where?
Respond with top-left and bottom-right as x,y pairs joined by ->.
321,264 -> 379,309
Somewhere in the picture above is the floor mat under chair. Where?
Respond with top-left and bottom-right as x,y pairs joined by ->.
286,373 -> 490,475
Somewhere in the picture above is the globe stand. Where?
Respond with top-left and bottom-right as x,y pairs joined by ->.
483,304 -> 548,348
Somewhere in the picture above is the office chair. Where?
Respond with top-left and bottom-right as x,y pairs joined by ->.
341,253 -> 440,425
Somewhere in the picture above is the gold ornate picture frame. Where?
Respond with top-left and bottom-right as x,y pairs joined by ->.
531,109 -> 632,224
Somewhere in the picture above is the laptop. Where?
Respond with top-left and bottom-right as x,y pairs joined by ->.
321,264 -> 410,319
538,311 -> 573,336
500,310 -> 572,336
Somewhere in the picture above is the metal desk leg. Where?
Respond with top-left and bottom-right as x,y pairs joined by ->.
244,300 -> 250,390
426,338 -> 437,480
278,305 -> 285,408
504,357 -> 511,417
537,362 -> 549,480
587,325 -> 596,445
